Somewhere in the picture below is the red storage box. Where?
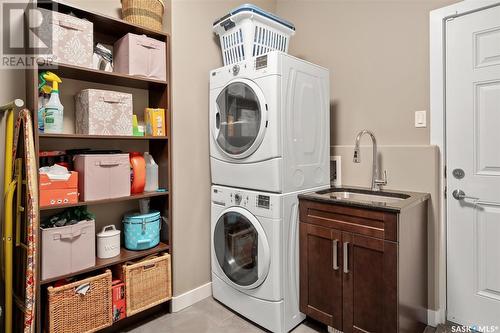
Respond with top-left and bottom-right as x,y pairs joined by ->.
112,280 -> 126,322
39,171 -> 79,207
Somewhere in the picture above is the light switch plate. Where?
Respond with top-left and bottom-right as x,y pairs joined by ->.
330,156 -> 342,187
415,110 -> 427,128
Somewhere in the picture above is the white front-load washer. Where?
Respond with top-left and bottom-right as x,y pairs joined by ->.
209,51 -> 330,193
210,184 -> 327,333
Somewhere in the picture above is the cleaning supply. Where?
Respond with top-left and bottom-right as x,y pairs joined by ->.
132,115 -> 144,136
130,152 -> 146,194
144,108 -> 166,136
42,72 -> 64,133
37,72 -> 54,132
144,152 -> 159,192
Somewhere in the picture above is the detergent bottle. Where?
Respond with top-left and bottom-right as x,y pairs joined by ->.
130,152 -> 146,194
42,72 -> 64,134
144,152 -> 159,192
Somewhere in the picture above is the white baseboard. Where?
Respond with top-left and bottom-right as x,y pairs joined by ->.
171,282 -> 212,312
428,308 -> 446,327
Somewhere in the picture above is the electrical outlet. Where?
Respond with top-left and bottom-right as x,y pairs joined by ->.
330,156 -> 342,187
415,110 -> 427,128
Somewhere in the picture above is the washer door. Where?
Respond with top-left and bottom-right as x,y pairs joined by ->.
213,207 -> 271,290
214,79 -> 267,159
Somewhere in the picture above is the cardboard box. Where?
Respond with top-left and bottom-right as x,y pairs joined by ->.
39,171 -> 79,207
145,108 -> 166,137
112,280 -> 127,322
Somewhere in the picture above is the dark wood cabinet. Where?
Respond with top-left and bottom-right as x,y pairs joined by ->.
300,223 -> 343,328
299,197 -> 428,333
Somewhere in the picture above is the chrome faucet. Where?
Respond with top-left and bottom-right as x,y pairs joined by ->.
353,130 -> 387,191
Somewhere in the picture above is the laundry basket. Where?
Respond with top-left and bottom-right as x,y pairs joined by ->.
213,4 -> 295,66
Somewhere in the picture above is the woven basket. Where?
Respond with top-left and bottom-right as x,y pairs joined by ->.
122,0 -> 165,31
47,270 -> 112,333
123,253 -> 171,316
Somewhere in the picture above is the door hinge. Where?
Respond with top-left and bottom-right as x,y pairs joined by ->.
444,186 -> 447,199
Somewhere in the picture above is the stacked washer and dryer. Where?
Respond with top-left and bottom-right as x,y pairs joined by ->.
210,5 -> 330,333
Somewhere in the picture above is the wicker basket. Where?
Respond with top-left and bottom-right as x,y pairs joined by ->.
47,270 -> 112,333
123,253 -> 171,316
121,0 -> 165,31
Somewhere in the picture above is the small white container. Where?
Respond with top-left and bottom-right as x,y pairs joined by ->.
96,225 -> 121,259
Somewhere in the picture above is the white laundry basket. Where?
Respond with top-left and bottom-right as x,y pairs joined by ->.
213,4 -> 295,66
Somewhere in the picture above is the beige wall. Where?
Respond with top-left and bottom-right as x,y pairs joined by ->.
170,0 -> 276,297
276,0 -> 459,311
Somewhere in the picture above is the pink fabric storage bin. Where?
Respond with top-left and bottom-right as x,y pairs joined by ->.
41,219 -> 95,281
38,8 -> 93,68
74,154 -> 131,201
114,33 -> 166,81
75,89 -> 133,136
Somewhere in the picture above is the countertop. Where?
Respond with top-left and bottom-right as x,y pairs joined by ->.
298,186 -> 430,213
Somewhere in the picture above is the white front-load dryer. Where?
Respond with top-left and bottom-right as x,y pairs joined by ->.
210,185 -> 326,333
209,51 -> 330,193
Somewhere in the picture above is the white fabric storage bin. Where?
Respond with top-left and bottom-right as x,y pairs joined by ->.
74,154 -> 131,201
114,33 -> 166,81
41,219 -> 96,281
38,8 -> 93,68
75,89 -> 133,136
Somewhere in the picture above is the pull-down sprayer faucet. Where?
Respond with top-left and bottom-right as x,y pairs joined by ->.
353,130 -> 387,191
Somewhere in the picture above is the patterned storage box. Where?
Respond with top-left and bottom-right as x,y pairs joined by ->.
75,89 -> 133,136
38,8 -> 93,68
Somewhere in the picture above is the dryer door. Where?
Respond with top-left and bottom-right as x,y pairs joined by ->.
213,207 -> 271,290
214,79 -> 268,159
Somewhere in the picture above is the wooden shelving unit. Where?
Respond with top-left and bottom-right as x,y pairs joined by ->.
39,191 -> 169,211
40,242 -> 170,285
24,1 -> 173,332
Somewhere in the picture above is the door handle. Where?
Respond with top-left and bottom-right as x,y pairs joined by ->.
343,242 -> 349,274
452,189 -> 500,206
332,239 -> 339,270
452,189 -> 478,201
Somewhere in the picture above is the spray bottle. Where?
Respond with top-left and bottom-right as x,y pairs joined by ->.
37,72 -> 52,132
42,71 -> 64,134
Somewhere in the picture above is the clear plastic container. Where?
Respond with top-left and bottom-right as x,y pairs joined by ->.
144,152 -> 159,192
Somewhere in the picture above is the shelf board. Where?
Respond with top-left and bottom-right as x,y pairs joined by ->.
39,133 -> 168,140
37,0 -> 169,40
41,242 -> 170,284
38,62 -> 168,90
40,191 -> 168,211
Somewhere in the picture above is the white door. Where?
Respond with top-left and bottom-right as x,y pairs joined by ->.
446,4 -> 500,330
212,207 -> 271,290
213,79 -> 268,159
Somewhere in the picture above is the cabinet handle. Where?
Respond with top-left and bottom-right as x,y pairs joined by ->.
332,239 -> 339,270
343,242 -> 350,274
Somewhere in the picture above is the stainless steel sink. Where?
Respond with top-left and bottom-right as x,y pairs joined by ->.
316,188 -> 410,205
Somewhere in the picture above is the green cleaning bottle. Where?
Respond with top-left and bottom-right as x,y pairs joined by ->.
42,72 -> 64,134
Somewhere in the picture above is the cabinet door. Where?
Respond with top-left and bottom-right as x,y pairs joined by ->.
342,232 -> 397,333
300,223 -> 343,329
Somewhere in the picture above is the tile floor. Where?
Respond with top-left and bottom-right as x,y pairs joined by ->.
126,297 -> 449,333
